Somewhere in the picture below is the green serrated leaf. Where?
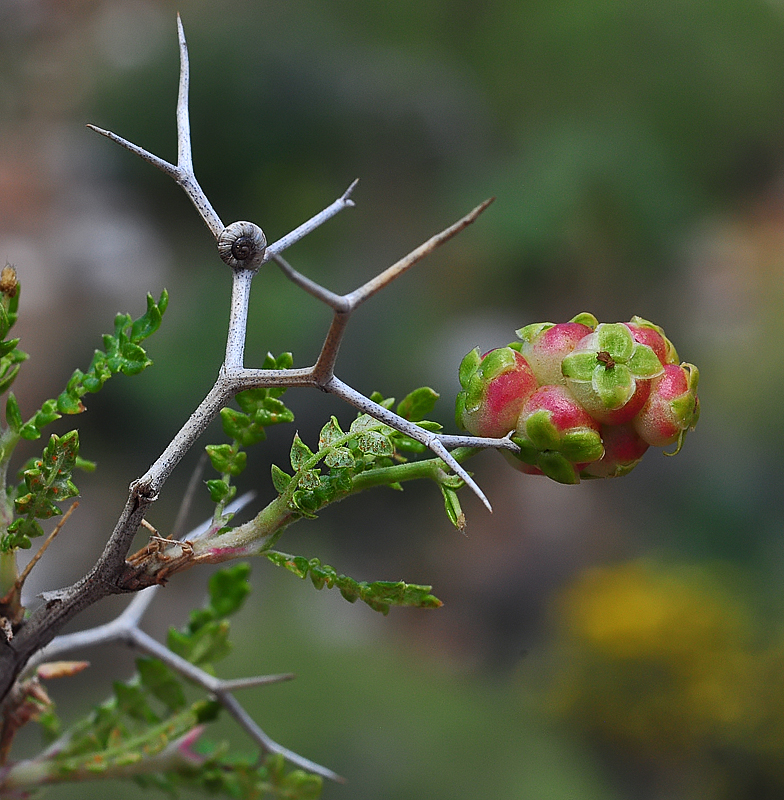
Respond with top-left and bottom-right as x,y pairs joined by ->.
13,292 -> 167,447
356,431 -> 394,457
290,434 -> 314,471
205,444 -> 247,476
118,341 -> 151,375
207,563 -> 251,618
129,290 -> 168,343
235,387 -> 267,414
206,479 -> 234,503
349,414 -> 380,433
396,386 -> 439,422
263,550 -> 443,614
14,431 -> 80,522
265,551 -> 311,578
220,407 -> 266,447
318,416 -> 344,448
1,517 -> 42,550
324,447 -> 354,468
204,444 -> 242,475
136,658 -> 186,712
257,396 -> 294,425
298,469 -> 321,489
309,561 -> 338,590
270,464 -> 292,494
5,393 -> 21,433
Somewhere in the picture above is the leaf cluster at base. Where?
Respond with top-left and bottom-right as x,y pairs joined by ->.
23,564 -> 322,799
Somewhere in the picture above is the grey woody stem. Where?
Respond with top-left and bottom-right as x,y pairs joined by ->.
225,269 -> 254,368
272,254 -> 349,310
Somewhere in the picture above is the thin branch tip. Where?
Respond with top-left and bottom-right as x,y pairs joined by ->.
342,178 -> 359,201
468,196 -> 495,220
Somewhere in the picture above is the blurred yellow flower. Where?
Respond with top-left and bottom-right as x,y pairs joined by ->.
547,558 -> 784,782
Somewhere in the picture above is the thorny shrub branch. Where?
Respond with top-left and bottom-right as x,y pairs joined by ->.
0,11 -> 516,775
18,495 -> 342,782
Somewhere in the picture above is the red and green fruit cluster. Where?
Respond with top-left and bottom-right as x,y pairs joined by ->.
455,314 -> 699,484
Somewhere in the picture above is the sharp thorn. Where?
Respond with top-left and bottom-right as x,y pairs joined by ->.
176,12 -> 185,43
220,673 -> 295,691
342,178 -> 359,203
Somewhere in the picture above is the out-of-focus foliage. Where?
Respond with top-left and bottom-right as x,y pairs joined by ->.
549,559 -> 784,797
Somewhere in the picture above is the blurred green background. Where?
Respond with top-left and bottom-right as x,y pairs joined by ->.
3,0 -> 784,797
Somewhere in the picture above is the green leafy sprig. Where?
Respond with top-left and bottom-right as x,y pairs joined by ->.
272,387 -> 442,521
9,289 -> 168,443
0,276 -> 27,399
1,432 -> 81,551
167,563 -> 251,669
197,386 -> 469,612
135,750 -> 323,800
263,550 -> 442,615
0,291 -> 167,555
